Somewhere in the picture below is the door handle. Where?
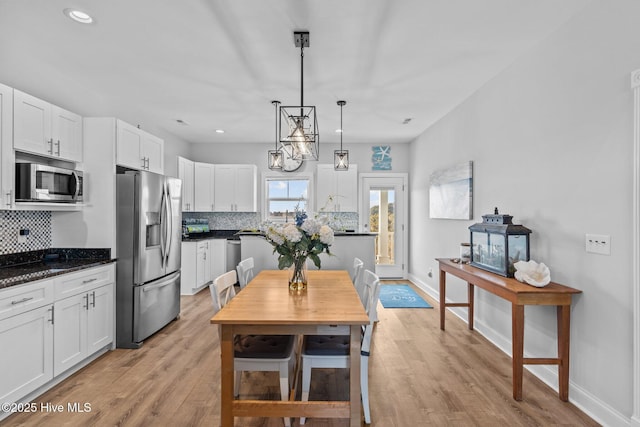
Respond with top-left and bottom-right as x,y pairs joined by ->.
91,291 -> 96,308
159,187 -> 167,268
47,138 -> 54,154
142,271 -> 180,292
164,183 -> 173,267
72,171 -> 81,200
55,139 -> 61,156
48,307 -> 54,324
83,293 -> 89,310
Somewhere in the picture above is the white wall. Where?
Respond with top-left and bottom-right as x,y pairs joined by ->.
189,141 -> 410,174
188,141 -> 410,212
408,1 -> 639,425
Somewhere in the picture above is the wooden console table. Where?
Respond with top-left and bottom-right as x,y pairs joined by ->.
437,258 -> 582,401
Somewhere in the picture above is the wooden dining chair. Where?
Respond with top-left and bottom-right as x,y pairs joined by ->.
210,270 -> 296,427
236,257 -> 255,290
299,269 -> 381,425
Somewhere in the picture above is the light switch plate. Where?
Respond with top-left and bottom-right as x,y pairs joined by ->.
585,234 -> 610,255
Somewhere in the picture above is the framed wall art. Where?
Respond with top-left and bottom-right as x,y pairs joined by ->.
371,146 -> 391,170
429,161 -> 473,220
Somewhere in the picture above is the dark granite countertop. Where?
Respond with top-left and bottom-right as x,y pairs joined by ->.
182,230 -> 240,242
0,248 -> 115,290
236,231 -> 374,237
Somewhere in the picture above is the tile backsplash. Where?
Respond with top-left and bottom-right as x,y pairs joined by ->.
182,211 -> 359,231
182,212 -> 262,231
0,210 -> 52,255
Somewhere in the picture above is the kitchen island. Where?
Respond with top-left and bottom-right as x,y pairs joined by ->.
239,232 -> 376,275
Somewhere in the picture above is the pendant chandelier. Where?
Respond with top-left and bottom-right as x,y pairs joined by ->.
268,100 -> 283,170
273,31 -> 319,164
334,100 -> 349,170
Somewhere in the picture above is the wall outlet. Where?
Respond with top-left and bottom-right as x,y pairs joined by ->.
585,234 -> 610,255
17,228 -> 29,244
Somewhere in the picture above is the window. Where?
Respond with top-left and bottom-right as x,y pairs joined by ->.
266,178 -> 309,222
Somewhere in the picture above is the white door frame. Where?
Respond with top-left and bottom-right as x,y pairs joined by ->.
359,173 -> 408,279
630,68 -> 640,427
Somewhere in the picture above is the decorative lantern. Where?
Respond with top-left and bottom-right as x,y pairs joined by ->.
469,208 -> 531,277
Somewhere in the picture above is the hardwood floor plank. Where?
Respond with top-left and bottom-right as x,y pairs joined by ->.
2,282 -> 599,427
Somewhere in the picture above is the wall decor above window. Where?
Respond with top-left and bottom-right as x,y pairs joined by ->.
429,160 -> 473,220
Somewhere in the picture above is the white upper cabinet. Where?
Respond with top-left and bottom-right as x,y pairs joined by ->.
177,156 -> 194,212
316,164 -> 358,212
141,132 -> 163,173
116,119 -> 164,174
52,106 -> 83,162
194,162 -> 215,212
13,90 -> 82,162
213,164 -> 256,212
0,83 -> 14,209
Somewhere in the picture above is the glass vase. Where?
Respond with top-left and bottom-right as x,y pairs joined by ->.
289,258 -> 308,292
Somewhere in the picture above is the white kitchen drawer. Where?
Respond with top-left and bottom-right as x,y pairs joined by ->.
54,264 -> 114,300
0,279 -> 55,322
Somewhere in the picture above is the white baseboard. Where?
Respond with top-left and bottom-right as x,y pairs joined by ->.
408,272 -> 633,427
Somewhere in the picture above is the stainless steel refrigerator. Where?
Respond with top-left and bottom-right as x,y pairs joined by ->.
116,170 -> 182,348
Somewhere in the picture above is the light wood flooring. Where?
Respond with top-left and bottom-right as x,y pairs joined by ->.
3,281 -> 599,427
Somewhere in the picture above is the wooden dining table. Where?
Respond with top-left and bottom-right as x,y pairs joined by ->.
210,269 -> 369,426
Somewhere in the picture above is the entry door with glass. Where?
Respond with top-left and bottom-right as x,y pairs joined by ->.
360,175 -> 407,278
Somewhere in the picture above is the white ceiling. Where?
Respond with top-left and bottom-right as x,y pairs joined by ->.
0,0 -> 590,145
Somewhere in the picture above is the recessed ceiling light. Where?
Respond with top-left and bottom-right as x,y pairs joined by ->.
215,129 -> 225,134
335,129 -> 343,133
63,8 -> 94,24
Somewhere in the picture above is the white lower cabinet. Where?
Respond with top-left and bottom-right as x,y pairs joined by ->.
0,304 -> 54,405
197,241 -> 212,289
181,240 -> 211,295
87,284 -> 114,354
0,264 -> 114,416
53,283 -> 113,376
181,239 -> 226,295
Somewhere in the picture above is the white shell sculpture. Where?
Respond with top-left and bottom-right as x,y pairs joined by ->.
514,260 -> 551,287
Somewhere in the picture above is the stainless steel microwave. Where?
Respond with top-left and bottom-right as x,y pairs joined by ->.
15,163 -> 83,203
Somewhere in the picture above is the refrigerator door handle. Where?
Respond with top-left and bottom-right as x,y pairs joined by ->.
164,182 -> 173,266
142,271 -> 180,292
159,185 -> 167,268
